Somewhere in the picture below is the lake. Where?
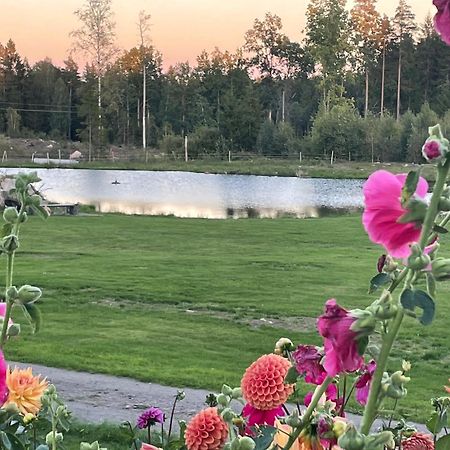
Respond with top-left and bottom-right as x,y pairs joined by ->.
1,168 -> 365,218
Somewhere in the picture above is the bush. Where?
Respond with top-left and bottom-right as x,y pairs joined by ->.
256,121 -> 302,156
188,126 -> 227,159
159,134 -> 184,159
310,100 -> 365,160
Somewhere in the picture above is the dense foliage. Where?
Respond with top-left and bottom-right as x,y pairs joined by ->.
1,0 -> 450,162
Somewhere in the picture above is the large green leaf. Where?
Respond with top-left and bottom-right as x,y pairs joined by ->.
368,273 -> 391,294
21,303 -> 42,333
436,435 -> 450,450
401,171 -> 420,205
400,289 -> 435,325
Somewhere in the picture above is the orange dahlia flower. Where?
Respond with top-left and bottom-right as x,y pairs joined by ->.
402,433 -> 434,450
185,407 -> 228,450
241,354 -> 294,410
4,367 -> 48,415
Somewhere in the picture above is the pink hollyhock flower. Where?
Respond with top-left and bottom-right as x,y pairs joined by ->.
292,345 -> 326,385
0,303 -> 13,328
317,299 -> 364,377
362,171 -> 428,258
355,360 -> 376,405
141,444 -> 162,450
402,432 -> 434,450
242,403 -> 284,428
304,382 -> 339,407
422,139 -> 446,162
434,0 -> 450,45
0,350 -> 7,405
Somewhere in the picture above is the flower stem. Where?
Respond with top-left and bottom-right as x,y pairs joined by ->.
360,159 -> 450,435
0,252 -> 14,348
282,376 -> 333,450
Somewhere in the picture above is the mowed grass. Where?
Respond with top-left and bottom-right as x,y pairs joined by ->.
4,214 -> 450,422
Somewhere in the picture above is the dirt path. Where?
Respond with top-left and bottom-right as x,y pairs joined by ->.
12,362 -> 426,433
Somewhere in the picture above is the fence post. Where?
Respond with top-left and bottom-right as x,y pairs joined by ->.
47,152 -> 50,164
330,151 -> 334,165
2,151 -> 7,162
299,152 -> 302,163
348,151 -> 351,161
184,135 -> 188,162
228,151 -> 231,163
58,149 -> 61,163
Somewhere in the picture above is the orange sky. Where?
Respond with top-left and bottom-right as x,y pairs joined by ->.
0,0 -> 435,70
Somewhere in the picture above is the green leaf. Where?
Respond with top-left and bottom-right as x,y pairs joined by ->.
0,431 -> 12,450
29,205 -> 50,220
426,273 -> 437,298
433,224 -> 448,234
21,304 -> 42,333
436,435 -> 450,450
401,171 -> 420,205
0,223 -> 13,239
357,335 -> 369,355
368,273 -> 391,294
254,425 -> 277,450
397,199 -> 427,224
284,366 -> 299,384
400,289 -> 435,325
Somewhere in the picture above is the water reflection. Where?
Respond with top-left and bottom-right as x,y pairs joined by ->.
1,168 -> 364,219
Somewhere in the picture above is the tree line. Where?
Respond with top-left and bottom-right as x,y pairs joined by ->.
1,0 -> 450,162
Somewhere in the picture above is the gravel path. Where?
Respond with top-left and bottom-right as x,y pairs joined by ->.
12,362 -> 427,433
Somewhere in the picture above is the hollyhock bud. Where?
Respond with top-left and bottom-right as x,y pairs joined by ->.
422,138 -> 447,162
422,124 -> 449,163
3,207 -> 19,224
431,258 -> 450,280
274,337 -> 294,355
338,425 -> 365,450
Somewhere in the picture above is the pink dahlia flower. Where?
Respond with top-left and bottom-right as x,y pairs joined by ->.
292,345 -> 326,385
185,407 -> 228,450
317,299 -> 363,377
355,360 -> 376,405
362,171 -> 428,258
434,0 -> 450,45
402,432 -> 434,450
241,354 -> 294,410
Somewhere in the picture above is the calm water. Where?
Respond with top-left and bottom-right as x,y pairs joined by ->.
1,168 -> 365,218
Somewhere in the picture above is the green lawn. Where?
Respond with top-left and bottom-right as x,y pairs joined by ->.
4,214 -> 449,423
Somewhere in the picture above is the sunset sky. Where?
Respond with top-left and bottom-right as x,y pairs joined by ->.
0,0 -> 436,70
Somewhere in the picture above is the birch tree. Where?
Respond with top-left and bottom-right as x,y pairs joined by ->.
70,0 -> 116,142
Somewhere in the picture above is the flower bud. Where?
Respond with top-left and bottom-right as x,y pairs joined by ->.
407,251 -> 431,271
285,410 -> 301,428
232,416 -> 245,427
1,235 -> 19,253
402,360 -> 411,372
6,286 -> 18,301
26,195 -> 41,207
221,384 -> 233,396
7,323 -> 20,337
221,407 -> 235,422
216,393 -> 229,407
3,207 -> 19,224
238,436 -> 256,450
422,138 -> 447,162
231,388 -> 242,399
17,285 -> 42,304
23,413 -> 35,425
365,431 -> 395,450
46,431 -> 64,445
422,124 -> 449,163
338,425 -> 365,450
274,337 -> 294,355
431,258 -> 450,280
333,418 -> 348,438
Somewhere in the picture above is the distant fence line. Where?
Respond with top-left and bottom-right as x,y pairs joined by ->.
0,148 -> 379,166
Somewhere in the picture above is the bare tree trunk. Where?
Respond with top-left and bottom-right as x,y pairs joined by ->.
282,89 -> 285,122
364,69 -> 369,118
97,75 -> 102,138
396,49 -> 402,121
142,63 -> 146,149
381,45 -> 386,117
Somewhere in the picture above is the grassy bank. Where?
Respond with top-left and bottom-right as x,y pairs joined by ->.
5,214 -> 449,423
0,159 -> 437,180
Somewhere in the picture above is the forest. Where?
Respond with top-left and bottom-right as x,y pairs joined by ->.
1,0 -> 450,162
